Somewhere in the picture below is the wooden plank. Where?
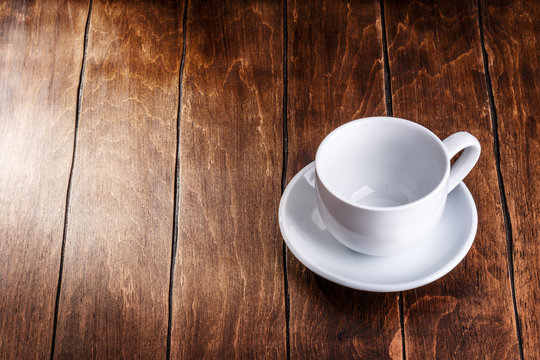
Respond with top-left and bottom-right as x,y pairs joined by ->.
170,1 -> 286,358
287,1 -> 402,359
481,0 -> 539,357
383,0 -> 520,358
0,1 -> 88,358
53,1 -> 183,358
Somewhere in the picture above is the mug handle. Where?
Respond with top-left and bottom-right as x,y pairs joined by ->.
442,132 -> 481,193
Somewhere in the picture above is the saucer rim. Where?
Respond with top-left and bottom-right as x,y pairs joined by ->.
279,161 -> 478,292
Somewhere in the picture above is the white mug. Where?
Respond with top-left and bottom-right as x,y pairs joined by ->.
313,116 -> 481,256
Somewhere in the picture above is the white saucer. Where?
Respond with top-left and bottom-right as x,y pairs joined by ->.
279,162 -> 477,292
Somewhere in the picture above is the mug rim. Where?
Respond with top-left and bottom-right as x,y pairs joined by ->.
315,116 -> 450,212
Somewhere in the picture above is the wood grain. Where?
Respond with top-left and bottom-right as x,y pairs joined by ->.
53,1 -> 183,358
0,1 -> 88,358
481,1 -> 540,358
286,1 -> 402,359
170,1 -> 286,358
384,0 -> 520,358
1,0 -> 538,358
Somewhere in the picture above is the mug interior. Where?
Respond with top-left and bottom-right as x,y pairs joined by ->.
316,118 -> 447,208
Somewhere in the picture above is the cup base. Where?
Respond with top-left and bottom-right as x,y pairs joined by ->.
316,194 -> 443,256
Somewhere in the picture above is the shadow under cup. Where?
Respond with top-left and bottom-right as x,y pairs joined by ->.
316,119 -> 447,208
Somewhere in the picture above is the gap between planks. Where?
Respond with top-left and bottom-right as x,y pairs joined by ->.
281,0 -> 291,359
50,0 -> 94,359
476,1 -> 524,359
166,0 -> 189,359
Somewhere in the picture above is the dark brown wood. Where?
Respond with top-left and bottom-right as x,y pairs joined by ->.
170,1 -> 286,358
481,1 -> 539,358
53,1 -> 183,358
0,1 -> 88,358
286,1 -> 402,359
384,0 -> 520,358
1,0 -> 539,358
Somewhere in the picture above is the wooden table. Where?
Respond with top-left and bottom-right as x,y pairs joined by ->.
1,0 -> 538,359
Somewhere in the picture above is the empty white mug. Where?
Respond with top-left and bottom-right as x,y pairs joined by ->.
314,116 -> 481,256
